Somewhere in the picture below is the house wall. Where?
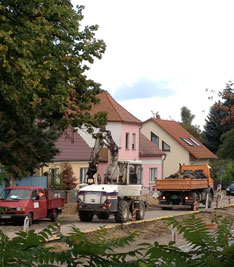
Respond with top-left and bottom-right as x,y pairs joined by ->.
119,123 -> 140,160
42,161 -> 89,189
140,157 -> 163,188
78,123 -> 122,147
141,121 -> 190,178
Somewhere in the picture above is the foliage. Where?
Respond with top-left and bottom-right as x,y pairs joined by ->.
205,81 -> 234,158
218,128 -> 234,160
0,0 -> 107,178
203,102 -> 230,153
180,106 -> 203,141
61,162 -> 77,190
0,164 -> 8,186
1,215 -> 234,266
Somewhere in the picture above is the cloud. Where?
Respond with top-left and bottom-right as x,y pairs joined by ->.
113,78 -> 174,101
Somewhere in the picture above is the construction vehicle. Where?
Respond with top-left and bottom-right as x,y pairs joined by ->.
77,130 -> 146,223
156,164 -> 214,210
0,186 -> 64,225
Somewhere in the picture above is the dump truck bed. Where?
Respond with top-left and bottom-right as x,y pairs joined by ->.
156,178 -> 209,191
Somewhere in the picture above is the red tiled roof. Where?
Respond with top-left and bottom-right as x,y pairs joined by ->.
90,90 -> 142,124
149,119 -> 216,159
53,128 -> 92,161
139,133 -> 165,157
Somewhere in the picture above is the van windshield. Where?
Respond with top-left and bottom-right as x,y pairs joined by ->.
0,189 -> 31,200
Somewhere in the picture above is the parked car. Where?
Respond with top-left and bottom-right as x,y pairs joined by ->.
226,182 -> 234,196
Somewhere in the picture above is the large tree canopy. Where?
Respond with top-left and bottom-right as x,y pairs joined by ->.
0,0 -> 106,179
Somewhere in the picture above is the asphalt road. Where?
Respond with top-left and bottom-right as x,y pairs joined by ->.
1,194 -> 231,239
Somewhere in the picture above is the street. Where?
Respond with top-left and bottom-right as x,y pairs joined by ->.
1,193 -> 232,239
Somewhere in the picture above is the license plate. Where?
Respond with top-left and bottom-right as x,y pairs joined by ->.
1,215 -> 11,219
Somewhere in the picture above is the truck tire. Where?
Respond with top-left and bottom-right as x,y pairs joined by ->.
97,212 -> 110,220
136,201 -> 145,220
207,193 -> 213,208
79,211 -> 94,222
114,200 -> 129,223
50,209 -> 59,222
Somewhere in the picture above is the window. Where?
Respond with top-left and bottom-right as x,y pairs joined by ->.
181,137 -> 193,146
189,137 -> 200,147
49,168 -> 59,184
151,132 -> 159,147
125,132 -> 129,149
80,167 -> 88,184
149,168 -> 158,183
162,141 -> 170,151
132,133 -> 136,149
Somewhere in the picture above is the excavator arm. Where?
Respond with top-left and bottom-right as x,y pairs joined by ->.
86,130 -> 120,185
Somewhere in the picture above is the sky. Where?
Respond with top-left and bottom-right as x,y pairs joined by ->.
72,0 -> 234,129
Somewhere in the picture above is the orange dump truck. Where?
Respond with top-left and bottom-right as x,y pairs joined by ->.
156,165 -> 214,210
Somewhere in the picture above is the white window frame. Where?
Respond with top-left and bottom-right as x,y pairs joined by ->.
80,167 -> 88,184
132,133 -> 136,149
149,168 -> 158,183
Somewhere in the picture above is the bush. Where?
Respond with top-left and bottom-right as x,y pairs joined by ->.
1,215 -> 234,266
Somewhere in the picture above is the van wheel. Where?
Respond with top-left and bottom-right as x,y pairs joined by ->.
51,210 -> 59,222
79,211 -> 94,222
97,212 -> 109,220
114,200 -> 129,223
136,201 -> 145,220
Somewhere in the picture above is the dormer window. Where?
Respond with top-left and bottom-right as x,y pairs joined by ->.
181,137 -> 193,146
189,137 -> 200,147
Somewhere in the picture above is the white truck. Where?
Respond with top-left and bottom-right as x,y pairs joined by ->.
77,130 -> 146,223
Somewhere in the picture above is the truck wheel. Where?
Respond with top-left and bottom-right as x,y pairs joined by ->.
136,201 -> 145,220
97,212 -> 110,220
114,200 -> 129,223
51,209 -> 59,222
79,211 -> 94,222
207,193 -> 213,208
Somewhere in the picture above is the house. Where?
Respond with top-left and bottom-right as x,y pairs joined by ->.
78,90 -> 165,189
141,118 -> 216,178
40,127 -> 92,188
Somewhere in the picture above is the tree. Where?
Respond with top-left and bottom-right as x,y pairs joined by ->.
0,1 -> 107,179
61,162 -> 77,190
180,106 -> 202,141
203,102 -> 230,153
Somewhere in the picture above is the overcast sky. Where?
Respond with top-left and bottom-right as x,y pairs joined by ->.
72,0 -> 234,129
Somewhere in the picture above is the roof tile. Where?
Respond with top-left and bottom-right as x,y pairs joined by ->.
90,90 -> 142,124
149,119 -> 216,159
54,128 -> 92,161
139,133 -> 165,157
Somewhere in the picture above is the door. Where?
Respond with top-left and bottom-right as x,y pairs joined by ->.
31,189 -> 47,220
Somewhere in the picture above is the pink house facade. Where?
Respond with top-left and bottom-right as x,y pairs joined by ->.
79,91 -> 165,189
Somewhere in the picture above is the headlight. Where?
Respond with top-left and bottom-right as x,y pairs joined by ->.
226,188 -> 230,191
16,207 -> 23,211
